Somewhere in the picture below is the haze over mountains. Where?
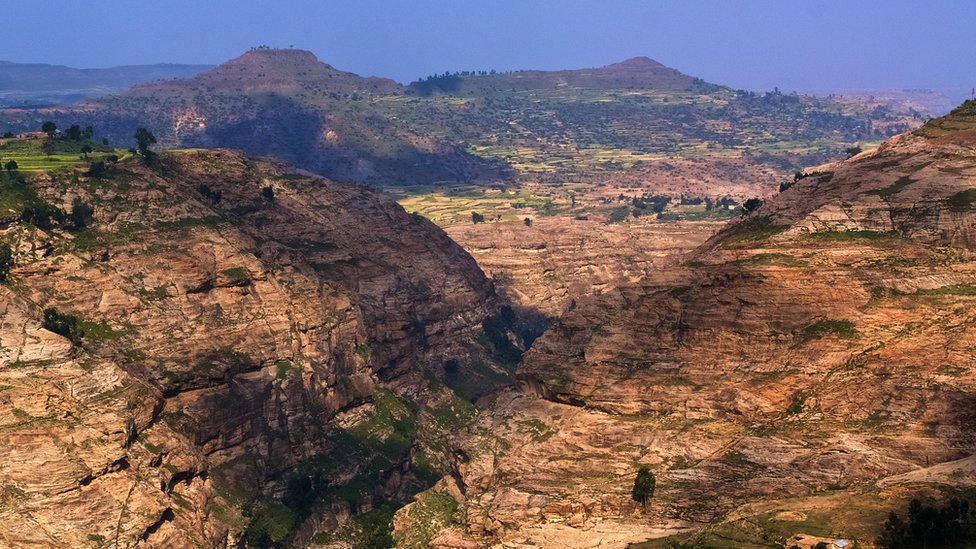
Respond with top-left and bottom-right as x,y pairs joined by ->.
0,61 -> 212,107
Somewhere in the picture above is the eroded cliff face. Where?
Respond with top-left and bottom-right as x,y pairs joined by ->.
0,150 -> 515,547
401,107 -> 976,546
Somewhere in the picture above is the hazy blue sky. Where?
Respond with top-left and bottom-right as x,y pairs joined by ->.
6,1 -> 974,94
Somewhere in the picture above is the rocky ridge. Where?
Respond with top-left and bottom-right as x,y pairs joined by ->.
0,149 -> 517,547
399,103 -> 976,547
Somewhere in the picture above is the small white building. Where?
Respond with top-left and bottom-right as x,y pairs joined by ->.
786,534 -> 853,549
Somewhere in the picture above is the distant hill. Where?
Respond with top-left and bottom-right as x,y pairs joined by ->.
382,57 -> 927,189
0,61 -> 212,106
0,50 -> 928,191
408,56 -> 716,95
799,87 -> 956,117
0,49 -> 508,187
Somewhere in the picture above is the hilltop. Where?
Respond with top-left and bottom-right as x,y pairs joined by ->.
0,49 -> 508,187
408,56 -> 709,95
399,103 -> 976,546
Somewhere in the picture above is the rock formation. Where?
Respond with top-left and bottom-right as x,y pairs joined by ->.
0,149 -> 517,547
400,103 -> 976,547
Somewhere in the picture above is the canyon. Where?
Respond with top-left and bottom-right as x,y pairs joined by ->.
0,47 -> 973,549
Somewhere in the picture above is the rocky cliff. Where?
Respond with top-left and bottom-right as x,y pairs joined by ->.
402,103 -> 976,546
0,149 -> 517,547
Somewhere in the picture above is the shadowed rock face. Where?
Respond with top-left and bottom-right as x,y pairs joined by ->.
0,149 -> 516,547
399,106 -> 976,547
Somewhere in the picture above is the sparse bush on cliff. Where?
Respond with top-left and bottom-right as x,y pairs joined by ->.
42,308 -> 82,343
631,465 -> 656,513
22,202 -> 66,230
70,197 -> 94,229
0,244 -> 12,282
198,184 -> 222,204
742,197 -> 763,213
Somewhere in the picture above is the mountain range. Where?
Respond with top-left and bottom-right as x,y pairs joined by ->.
0,61 -> 212,107
0,49 -> 934,190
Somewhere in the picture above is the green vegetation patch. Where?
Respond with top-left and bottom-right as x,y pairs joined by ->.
805,230 -> 900,242
914,284 -> 976,296
723,216 -> 789,244
0,137 -> 122,174
607,206 -> 630,223
154,215 -> 224,231
429,394 -> 477,431
395,491 -> 459,548
735,253 -> 806,267
70,222 -> 145,252
517,418 -> 555,443
220,266 -> 249,282
41,307 -> 125,344
659,375 -> 704,391
951,99 -> 976,117
355,343 -> 372,359
0,176 -> 38,218
275,360 -> 295,379
802,319 -> 858,340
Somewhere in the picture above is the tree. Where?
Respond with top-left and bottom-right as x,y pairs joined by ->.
134,127 -> 157,162
0,244 -> 12,282
845,146 -> 863,158
41,121 -> 57,137
66,124 -> 82,140
261,186 -> 275,200
86,161 -> 106,177
70,197 -> 94,229
631,466 -> 656,514
523,217 -> 532,227
80,144 -> 92,159
742,197 -> 763,213
41,140 -> 56,159
4,160 -> 16,173
471,211 -> 485,223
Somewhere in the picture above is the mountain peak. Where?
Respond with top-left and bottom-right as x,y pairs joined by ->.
226,48 -> 322,67
605,56 -> 667,70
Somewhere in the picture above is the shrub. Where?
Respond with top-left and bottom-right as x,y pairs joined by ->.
0,244 -> 12,282
607,206 -> 629,223
471,211 -> 485,223
631,466 -> 656,513
42,308 -> 82,343
86,161 -> 106,177
70,198 -> 94,229
198,184 -> 222,204
947,189 -> 976,212
261,186 -> 275,200
803,319 -> 857,339
22,202 -> 66,230
742,197 -> 763,213
878,498 -> 974,548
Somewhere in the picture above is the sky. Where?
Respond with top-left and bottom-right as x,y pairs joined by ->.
5,1 -> 974,96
